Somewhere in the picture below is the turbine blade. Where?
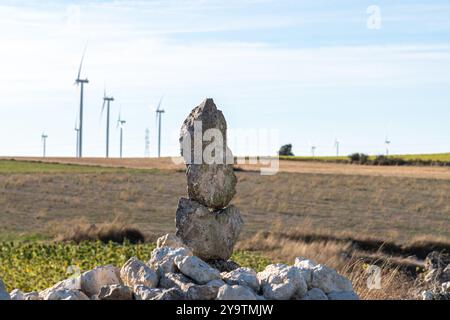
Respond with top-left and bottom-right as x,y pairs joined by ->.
77,43 -> 88,80
101,99 -> 106,119
156,95 -> 164,111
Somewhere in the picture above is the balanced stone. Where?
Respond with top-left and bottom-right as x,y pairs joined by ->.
175,197 -> 243,260
187,164 -> 236,209
180,98 -> 229,163
180,98 -> 236,208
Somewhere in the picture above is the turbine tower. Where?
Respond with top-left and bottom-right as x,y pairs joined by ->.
75,45 -> 89,158
117,110 -> 126,158
74,118 -> 80,157
155,96 -> 165,158
334,139 -> 340,157
311,145 -> 317,157
101,89 -> 114,158
144,128 -> 150,157
41,133 -> 48,158
385,136 -> 391,156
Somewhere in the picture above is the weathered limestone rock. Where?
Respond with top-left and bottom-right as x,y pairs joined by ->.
294,257 -> 317,287
41,288 -> 89,300
133,285 -> 163,300
257,264 -> 308,300
186,164 -> 236,209
180,98 -> 229,164
185,283 -> 219,300
120,257 -> 159,288
98,284 -> 133,300
9,289 -> 24,300
175,198 -> 243,260
148,246 -> 192,276
300,288 -> 328,300
39,277 -> 81,299
216,284 -> 257,300
0,279 -> 11,300
80,265 -> 122,297
159,272 -> 192,290
327,291 -> 359,300
310,264 -> 354,294
221,267 -> 260,292
174,255 -> 221,284
152,288 -> 186,300
10,289 -> 40,301
156,233 -> 189,250
442,282 -> 450,292
206,279 -> 227,288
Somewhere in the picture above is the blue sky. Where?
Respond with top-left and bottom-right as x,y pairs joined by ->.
0,0 -> 449,157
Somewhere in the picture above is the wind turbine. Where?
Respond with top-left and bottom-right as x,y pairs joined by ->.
385,136 -> 391,156
74,118 -> 80,157
155,96 -> 165,158
75,45 -> 89,158
311,144 -> 317,157
101,88 -> 114,158
117,109 -> 126,158
41,133 -> 48,158
334,138 -> 340,157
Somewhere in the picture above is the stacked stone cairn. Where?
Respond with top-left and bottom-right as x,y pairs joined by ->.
0,98 -> 358,300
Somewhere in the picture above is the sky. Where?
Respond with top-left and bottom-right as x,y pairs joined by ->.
0,0 -> 449,157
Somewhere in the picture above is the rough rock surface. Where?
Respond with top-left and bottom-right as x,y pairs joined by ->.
216,284 -> 257,300
81,265 -> 122,297
310,264 -> 354,294
148,247 -> 192,276
98,284 -> 133,300
300,288 -> 328,300
152,288 -> 185,300
159,272 -> 192,290
327,291 -> 359,300
174,255 -> 221,284
186,164 -> 236,209
258,264 -> 308,300
39,277 -> 81,299
120,257 -> 158,288
156,233 -> 188,250
133,285 -> 163,300
175,198 -> 243,260
180,98 -> 229,164
10,289 -> 41,300
221,267 -> 260,292
41,288 -> 89,300
0,279 -> 10,300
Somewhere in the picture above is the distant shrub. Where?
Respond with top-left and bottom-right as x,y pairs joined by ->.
55,220 -> 145,244
373,155 -> 407,166
349,153 -> 369,164
278,144 -> 294,156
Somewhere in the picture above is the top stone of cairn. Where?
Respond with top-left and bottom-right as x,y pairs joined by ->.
180,98 -> 233,165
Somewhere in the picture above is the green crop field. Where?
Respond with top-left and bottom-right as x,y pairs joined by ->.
0,241 -> 272,292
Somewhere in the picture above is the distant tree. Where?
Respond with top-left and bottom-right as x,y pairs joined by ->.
349,153 -> 369,164
278,144 -> 294,156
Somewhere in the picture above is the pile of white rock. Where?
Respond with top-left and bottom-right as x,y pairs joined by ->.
421,251 -> 450,300
0,234 -> 358,300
